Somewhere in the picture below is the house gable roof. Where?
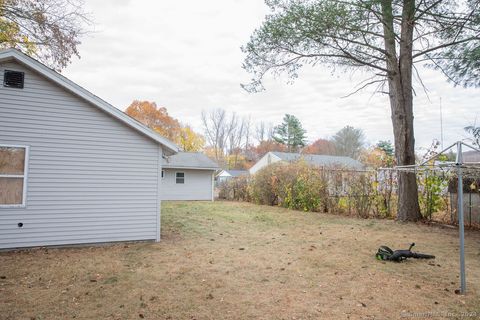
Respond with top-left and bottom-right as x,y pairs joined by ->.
217,169 -> 248,177
225,169 -> 248,177
162,152 -> 219,170
270,152 -> 364,169
0,48 -> 179,154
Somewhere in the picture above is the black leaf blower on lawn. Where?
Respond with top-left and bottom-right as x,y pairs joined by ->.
376,243 -> 435,262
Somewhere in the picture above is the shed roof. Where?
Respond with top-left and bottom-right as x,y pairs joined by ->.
0,48 -> 179,154
271,152 -> 364,169
162,152 -> 219,170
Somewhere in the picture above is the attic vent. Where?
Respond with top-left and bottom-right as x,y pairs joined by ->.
3,70 -> 24,89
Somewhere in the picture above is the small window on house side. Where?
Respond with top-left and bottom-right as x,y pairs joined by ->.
161,170 -> 165,179
176,172 -> 185,184
0,146 -> 28,207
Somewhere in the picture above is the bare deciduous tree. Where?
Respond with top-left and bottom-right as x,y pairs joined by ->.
255,121 -> 267,143
255,121 -> 274,143
202,109 -> 228,162
202,109 -> 253,168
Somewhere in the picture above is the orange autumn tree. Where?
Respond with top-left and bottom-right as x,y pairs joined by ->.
125,100 -> 180,141
125,100 -> 204,152
302,138 -> 336,155
253,140 -> 286,158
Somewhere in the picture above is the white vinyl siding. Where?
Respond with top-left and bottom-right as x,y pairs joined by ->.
0,61 -> 163,249
162,169 -> 214,200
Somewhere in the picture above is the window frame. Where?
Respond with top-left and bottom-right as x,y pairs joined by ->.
175,171 -> 185,184
0,144 -> 29,208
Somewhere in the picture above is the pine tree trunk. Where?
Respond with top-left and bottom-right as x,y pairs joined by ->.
382,0 -> 422,221
388,81 -> 422,221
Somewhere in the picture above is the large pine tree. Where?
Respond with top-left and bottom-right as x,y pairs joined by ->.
242,0 -> 480,221
273,114 -> 307,152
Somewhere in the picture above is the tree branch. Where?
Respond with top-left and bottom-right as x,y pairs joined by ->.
412,36 -> 480,59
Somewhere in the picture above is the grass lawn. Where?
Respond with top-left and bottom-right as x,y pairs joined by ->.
1,201 -> 479,320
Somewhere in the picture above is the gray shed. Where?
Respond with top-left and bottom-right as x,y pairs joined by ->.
161,152 -> 219,201
0,49 -> 179,249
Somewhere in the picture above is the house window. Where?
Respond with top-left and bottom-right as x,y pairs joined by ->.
0,145 -> 29,207
176,172 -> 185,184
161,170 -> 165,179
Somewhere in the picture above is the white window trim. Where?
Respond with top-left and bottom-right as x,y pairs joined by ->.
0,144 -> 29,208
175,171 -> 185,184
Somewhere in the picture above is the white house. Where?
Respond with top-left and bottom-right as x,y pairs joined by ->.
161,152 -> 219,201
249,151 -> 364,174
0,49 -> 180,249
216,169 -> 248,185
463,150 -> 480,162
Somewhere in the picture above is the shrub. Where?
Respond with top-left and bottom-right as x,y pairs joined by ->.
249,164 -> 279,205
345,172 -> 375,218
249,162 -> 328,211
279,162 -> 327,211
375,170 -> 396,218
218,176 -> 250,201
417,170 -> 449,220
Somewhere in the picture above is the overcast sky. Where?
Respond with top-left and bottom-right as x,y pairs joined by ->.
63,0 -> 480,152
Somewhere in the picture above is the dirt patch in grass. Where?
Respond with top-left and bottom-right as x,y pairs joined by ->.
1,201 -> 479,319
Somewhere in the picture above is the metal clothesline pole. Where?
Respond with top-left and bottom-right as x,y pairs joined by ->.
455,141 -> 480,294
380,140 -> 480,295
420,142 -> 457,166
455,142 -> 466,294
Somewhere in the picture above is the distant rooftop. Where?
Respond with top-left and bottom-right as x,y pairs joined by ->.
224,169 -> 248,177
162,152 -> 219,170
271,152 -> 364,169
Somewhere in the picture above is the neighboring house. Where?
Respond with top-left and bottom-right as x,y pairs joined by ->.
161,152 -> 219,201
463,150 -> 480,162
448,177 -> 480,226
249,151 -> 364,174
216,169 -> 248,185
449,150 -> 480,226
0,49 -> 180,249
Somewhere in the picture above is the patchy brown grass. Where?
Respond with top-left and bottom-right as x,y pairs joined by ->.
1,201 -> 479,320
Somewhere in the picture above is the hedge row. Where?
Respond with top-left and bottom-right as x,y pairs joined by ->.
218,162 -> 398,217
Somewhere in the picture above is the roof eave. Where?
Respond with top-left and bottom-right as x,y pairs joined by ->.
162,166 -> 220,171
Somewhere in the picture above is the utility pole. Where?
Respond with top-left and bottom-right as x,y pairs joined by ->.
440,97 -> 444,150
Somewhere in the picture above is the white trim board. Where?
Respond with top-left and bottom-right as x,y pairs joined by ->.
156,147 -> 162,242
